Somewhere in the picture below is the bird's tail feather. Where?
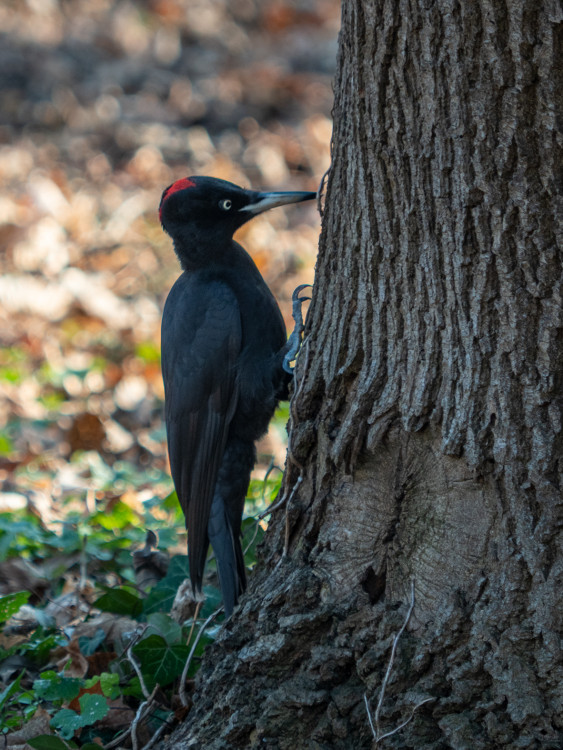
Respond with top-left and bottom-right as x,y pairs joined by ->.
207,491 -> 245,617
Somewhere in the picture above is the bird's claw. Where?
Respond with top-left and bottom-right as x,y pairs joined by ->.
283,284 -> 312,373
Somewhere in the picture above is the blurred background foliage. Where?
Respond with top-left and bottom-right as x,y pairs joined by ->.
0,0 -> 337,532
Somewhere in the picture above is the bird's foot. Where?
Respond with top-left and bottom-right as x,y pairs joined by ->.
283,284 -> 312,373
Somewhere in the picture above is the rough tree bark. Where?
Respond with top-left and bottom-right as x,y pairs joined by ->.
166,1 -> 562,747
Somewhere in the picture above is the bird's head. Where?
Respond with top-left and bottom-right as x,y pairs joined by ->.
159,176 -> 316,267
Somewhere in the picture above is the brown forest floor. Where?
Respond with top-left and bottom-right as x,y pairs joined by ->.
0,0 -> 337,532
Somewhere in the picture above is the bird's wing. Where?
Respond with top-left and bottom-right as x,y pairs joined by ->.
161,276 -> 241,591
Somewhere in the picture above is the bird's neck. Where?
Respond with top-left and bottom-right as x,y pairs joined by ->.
172,235 -> 248,273
172,232 -> 225,271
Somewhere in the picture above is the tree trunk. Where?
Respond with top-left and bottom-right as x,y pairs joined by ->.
166,1 -> 562,747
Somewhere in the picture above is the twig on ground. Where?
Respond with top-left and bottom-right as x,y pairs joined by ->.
179,606 -> 223,707
103,625 -> 153,747
127,627 -> 150,699
184,600 -> 202,654
364,581 -> 433,745
79,536 -> 88,592
104,682 -> 158,750
131,684 -> 160,750
141,718 -> 172,750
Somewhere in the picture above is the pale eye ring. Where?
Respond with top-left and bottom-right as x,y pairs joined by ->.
219,199 -> 232,211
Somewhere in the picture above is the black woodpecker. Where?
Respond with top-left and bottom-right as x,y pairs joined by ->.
159,176 -> 316,617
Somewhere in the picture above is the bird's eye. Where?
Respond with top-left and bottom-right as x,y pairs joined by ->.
219,199 -> 232,211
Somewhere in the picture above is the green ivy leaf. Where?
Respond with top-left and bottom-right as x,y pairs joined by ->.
143,555 -> 190,614
132,633 -> 189,687
94,588 -> 143,617
200,585 -> 222,618
0,591 -> 30,623
2,714 -> 23,729
161,489 -> 181,512
84,672 -> 120,699
49,694 -> 109,739
99,671 -> 120,699
141,586 -> 172,615
28,736 -> 71,750
183,617 -> 217,677
78,692 -> 109,723
20,631 -> 62,665
145,612 -> 183,644
0,671 -> 23,712
33,674 -> 82,702
50,707 -> 82,739
241,517 -> 265,567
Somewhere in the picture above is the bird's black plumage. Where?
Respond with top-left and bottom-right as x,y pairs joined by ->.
159,176 -> 315,616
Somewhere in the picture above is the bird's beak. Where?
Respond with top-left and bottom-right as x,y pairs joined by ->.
239,190 -> 317,215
